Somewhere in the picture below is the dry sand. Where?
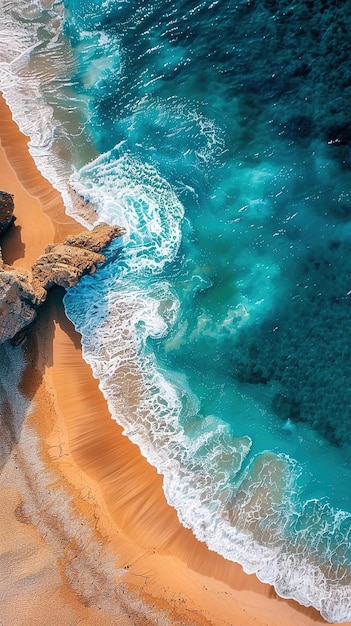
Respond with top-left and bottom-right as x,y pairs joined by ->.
0,92 -> 346,625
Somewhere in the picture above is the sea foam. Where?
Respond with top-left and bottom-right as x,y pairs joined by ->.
3,2 -> 351,621
0,0 -> 95,225
65,149 -> 351,623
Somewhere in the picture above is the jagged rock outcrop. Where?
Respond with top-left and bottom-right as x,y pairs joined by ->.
0,223 -> 126,345
63,223 -> 125,253
0,191 -> 16,235
31,245 -> 105,290
0,267 -> 46,344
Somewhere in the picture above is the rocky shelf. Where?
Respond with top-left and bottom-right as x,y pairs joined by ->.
0,190 -> 126,344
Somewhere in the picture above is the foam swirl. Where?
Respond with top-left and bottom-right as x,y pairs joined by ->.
65,150 -> 351,623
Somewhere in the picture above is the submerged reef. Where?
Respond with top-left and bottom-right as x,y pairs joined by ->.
231,238 -> 351,449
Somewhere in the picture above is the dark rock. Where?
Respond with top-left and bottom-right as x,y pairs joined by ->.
0,191 -> 16,235
10,326 -> 29,346
0,268 -> 43,344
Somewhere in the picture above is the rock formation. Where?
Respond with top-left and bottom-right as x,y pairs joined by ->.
0,191 -> 16,235
31,244 -> 105,291
0,222 -> 126,345
0,266 -> 45,344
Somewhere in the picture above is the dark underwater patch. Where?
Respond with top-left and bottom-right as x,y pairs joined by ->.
231,239 -> 351,448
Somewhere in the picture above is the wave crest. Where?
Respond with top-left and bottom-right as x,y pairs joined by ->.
65,150 -> 351,623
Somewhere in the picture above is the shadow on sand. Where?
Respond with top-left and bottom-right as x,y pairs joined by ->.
0,285 -> 328,624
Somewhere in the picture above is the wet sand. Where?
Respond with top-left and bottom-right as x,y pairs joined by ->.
0,92 -> 345,625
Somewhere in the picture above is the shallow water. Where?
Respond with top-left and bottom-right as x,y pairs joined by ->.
2,0 -> 351,621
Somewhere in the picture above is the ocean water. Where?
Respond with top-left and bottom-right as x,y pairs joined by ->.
2,0 -> 351,622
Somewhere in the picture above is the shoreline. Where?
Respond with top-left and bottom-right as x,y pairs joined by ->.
0,92 -> 342,625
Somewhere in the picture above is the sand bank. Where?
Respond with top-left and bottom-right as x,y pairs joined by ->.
0,92 -> 344,625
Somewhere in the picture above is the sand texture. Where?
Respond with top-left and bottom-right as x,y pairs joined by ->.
0,93 -> 346,625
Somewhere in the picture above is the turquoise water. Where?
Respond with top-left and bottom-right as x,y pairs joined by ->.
2,0 -> 351,621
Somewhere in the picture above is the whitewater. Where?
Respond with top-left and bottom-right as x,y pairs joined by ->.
1,1 -> 351,622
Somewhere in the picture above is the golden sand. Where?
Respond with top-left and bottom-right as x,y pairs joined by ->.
0,92 -> 339,625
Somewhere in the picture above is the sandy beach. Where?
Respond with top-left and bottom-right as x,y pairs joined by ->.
0,92 -> 346,625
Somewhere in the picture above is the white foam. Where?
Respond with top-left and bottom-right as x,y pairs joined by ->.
74,28 -> 122,90
3,5 -> 351,619
67,271 -> 351,623
0,0 -> 93,227
64,150 -> 351,623
70,148 -> 185,272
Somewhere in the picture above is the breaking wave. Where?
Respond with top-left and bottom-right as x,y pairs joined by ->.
65,149 -> 351,623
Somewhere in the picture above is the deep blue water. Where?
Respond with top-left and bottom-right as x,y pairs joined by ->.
2,0 -> 351,621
